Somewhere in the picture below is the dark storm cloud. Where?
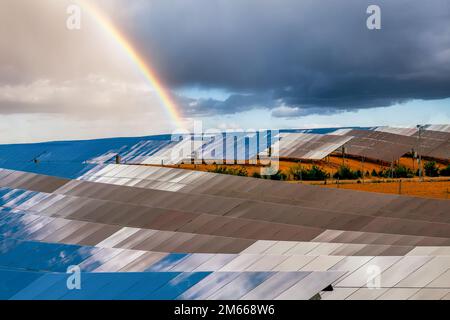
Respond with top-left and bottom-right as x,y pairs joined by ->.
176,93 -> 275,116
115,0 -> 450,117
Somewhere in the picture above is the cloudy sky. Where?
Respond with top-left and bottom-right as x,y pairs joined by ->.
1,0 -> 449,143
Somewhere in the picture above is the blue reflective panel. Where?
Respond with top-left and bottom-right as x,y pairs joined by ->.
0,135 -> 172,178
0,187 -> 21,198
79,247 -> 124,272
177,272 -> 242,300
62,272 -> 182,300
146,272 -> 211,300
145,253 -> 189,272
31,272 -> 150,300
0,240 -> 86,272
0,209 -> 14,219
0,188 -> 14,199
7,216 -> 51,240
0,207 -> 14,214
58,273 -> 120,300
0,238 -> 22,254
0,239 -> 28,266
0,207 -> 36,215
0,241 -> 60,270
61,246 -> 99,271
115,272 -> 181,300
0,268 -> 43,299
32,275 -> 84,300
0,189 -> 28,207
3,190 -> 39,208
30,243 -> 87,272
11,273 -> 66,300
0,212 -> 27,229
64,272 -> 147,300
0,212 -> 9,223
0,217 -> 42,239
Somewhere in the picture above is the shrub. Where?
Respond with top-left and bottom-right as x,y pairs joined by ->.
424,161 -> 439,177
229,167 -> 248,176
308,165 -> 329,180
371,169 -> 378,177
289,165 -> 329,181
208,165 -> 248,176
374,165 -> 414,178
378,169 -> 388,178
392,165 -> 414,178
333,165 -> 361,180
252,172 -> 262,178
440,165 -> 450,176
208,165 -> 228,174
288,165 -> 303,180
267,170 -> 287,181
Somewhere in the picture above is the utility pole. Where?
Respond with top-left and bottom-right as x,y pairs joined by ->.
299,159 -> 302,182
390,159 -> 394,179
362,157 -> 365,183
191,134 -> 195,165
342,145 -> 346,166
417,125 -> 424,181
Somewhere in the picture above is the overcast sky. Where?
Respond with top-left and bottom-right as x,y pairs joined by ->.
1,0 -> 449,143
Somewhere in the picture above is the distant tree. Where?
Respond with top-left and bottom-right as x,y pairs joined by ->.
208,165 -> 247,176
208,165 -> 228,174
333,165 -> 359,180
424,161 -> 439,177
440,165 -> 450,176
252,172 -> 262,178
392,164 -> 414,178
371,169 -> 378,177
307,165 -> 329,180
288,165 -> 303,180
267,170 -> 287,181
356,170 -> 363,178
228,167 -> 248,176
289,165 -> 328,181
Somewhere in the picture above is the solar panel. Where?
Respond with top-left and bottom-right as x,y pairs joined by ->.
0,132 -> 449,300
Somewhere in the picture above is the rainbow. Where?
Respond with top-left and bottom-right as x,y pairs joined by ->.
77,0 -> 184,128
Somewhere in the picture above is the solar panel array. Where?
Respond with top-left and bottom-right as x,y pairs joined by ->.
328,128 -> 449,162
0,128 -> 448,300
270,133 -> 353,160
427,124 -> 450,133
412,130 -> 450,160
376,125 -> 450,135
259,127 -> 448,162
334,130 -> 418,163
1,127 -> 447,175
0,161 -> 449,300
374,127 -> 450,161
